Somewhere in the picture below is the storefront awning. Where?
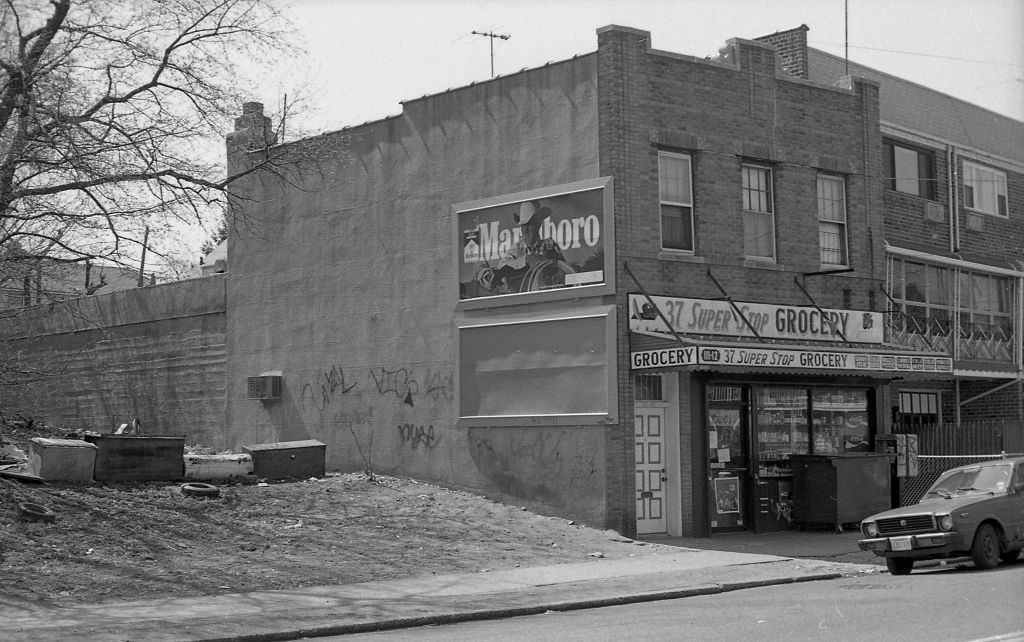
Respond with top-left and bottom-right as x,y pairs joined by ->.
629,334 -> 954,379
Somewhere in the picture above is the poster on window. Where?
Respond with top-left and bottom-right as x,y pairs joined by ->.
457,184 -> 607,299
714,477 -> 741,515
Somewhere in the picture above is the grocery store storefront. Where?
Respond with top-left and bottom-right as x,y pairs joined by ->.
628,295 -> 953,537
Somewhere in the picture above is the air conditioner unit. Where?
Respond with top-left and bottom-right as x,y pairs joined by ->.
247,375 -> 282,400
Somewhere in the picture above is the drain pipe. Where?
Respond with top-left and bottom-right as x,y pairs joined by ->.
947,145 -> 959,253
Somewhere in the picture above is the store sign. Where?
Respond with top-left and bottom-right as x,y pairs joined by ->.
631,344 -> 953,373
628,294 -> 883,344
458,185 -> 607,299
631,347 -> 699,369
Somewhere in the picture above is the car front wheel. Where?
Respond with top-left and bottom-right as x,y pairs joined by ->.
970,523 -> 1001,570
886,557 -> 914,575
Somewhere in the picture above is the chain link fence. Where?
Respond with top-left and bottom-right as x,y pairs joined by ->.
891,419 -> 1024,505
898,455 -> 1010,505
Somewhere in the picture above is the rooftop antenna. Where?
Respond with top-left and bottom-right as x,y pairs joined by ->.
472,30 -> 510,78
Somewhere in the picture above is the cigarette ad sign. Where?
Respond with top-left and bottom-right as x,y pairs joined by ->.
628,294 -> 883,344
458,185 -> 606,299
631,344 -> 953,373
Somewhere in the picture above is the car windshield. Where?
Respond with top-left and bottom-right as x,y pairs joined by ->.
926,464 -> 1012,497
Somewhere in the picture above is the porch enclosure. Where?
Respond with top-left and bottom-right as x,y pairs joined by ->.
885,255 -> 1018,364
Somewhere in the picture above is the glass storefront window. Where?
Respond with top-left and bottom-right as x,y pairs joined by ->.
748,386 -> 871,478
811,389 -> 869,454
755,387 -> 808,478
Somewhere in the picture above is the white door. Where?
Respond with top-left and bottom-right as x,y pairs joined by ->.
636,407 -> 667,534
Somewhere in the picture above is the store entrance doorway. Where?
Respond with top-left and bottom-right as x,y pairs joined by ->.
706,384 -> 749,533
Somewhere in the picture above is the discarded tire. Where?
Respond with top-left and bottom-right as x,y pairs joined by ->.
180,482 -> 220,498
18,502 -> 56,523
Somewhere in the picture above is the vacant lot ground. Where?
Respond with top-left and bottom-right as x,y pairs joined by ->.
1,420 -> 674,606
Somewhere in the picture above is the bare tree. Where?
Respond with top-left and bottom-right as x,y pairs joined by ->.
0,0 -> 298,275
0,0 -> 316,424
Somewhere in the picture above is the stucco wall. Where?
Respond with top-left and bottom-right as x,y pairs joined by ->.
1,276 -> 226,441
225,56 -> 605,523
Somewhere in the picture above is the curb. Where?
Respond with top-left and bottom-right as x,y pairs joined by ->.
197,571 -> 843,642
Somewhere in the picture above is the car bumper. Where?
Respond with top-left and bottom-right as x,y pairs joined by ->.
858,532 -> 965,557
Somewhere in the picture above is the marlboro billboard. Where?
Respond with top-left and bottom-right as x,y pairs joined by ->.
457,180 -> 610,300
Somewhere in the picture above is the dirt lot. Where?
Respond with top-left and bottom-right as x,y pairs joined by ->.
0,424 -> 674,606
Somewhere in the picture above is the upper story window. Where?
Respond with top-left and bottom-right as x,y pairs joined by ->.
883,140 -> 935,199
962,160 -> 1008,218
741,164 -> 775,260
817,174 -> 848,266
659,152 -> 694,252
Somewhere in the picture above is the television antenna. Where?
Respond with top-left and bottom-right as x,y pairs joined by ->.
472,30 -> 510,78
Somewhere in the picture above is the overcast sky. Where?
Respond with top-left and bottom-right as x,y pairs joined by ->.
263,0 -> 1024,135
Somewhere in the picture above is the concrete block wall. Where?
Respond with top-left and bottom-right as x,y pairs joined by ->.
224,56 -> 612,527
0,276 -> 227,442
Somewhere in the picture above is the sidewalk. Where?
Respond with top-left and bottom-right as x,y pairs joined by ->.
4,544 -> 880,642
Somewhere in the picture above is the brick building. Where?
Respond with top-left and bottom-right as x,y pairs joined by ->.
13,23 -> 1014,539
225,23 -> 1002,538
763,25 -> 1024,432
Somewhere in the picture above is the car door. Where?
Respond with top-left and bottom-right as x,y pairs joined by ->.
1011,462 -> 1024,547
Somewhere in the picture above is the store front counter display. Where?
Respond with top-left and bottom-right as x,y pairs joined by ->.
703,383 -> 880,535
753,387 -> 807,532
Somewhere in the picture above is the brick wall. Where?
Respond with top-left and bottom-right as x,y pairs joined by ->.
755,24 -> 810,79
597,25 -> 883,535
597,28 -> 883,310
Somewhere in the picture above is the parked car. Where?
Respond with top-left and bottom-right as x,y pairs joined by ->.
858,456 -> 1024,575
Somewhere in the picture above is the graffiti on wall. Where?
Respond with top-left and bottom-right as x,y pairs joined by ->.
301,365 -> 359,413
369,366 -> 453,408
396,423 -> 441,450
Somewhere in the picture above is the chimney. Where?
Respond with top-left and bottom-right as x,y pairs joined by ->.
755,24 -> 809,79
226,101 -> 278,177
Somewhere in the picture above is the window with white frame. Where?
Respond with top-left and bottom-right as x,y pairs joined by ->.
659,152 -> 694,252
742,164 -> 775,260
962,160 -> 1008,217
817,174 -> 848,266
897,391 -> 940,429
883,140 -> 935,199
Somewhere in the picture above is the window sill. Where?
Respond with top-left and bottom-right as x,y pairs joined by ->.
885,189 -> 939,204
817,264 -> 851,273
963,207 -> 1008,220
743,259 -> 786,271
658,251 -> 705,264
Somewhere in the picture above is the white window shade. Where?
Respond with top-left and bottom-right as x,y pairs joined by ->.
458,313 -> 613,420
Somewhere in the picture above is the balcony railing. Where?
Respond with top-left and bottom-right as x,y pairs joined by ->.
885,310 -> 1015,363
